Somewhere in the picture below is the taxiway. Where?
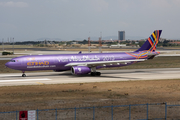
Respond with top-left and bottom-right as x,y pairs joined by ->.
0,68 -> 180,86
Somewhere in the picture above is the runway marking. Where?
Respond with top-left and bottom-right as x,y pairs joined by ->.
0,75 -> 21,77
36,82 -> 45,85
0,78 -> 51,82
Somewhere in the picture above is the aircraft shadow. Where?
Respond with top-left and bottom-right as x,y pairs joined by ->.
100,70 -> 161,74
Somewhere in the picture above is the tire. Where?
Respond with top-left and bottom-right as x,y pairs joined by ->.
91,72 -> 96,76
96,72 -> 101,76
22,74 -> 26,77
91,72 -> 101,76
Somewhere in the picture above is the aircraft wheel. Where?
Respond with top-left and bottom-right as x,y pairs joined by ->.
22,74 -> 26,77
91,72 -> 96,76
96,72 -> 101,76
91,72 -> 101,76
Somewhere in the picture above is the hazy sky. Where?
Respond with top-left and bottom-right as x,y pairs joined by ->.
1,0 -> 180,41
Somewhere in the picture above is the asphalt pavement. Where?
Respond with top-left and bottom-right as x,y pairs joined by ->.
0,68 -> 180,86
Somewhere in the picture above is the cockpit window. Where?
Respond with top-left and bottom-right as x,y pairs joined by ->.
10,60 -> 16,62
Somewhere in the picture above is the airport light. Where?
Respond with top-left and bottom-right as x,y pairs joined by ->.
13,38 -> 14,54
99,37 -> 102,53
2,38 -> 4,51
99,32 -> 102,53
88,37 -> 91,53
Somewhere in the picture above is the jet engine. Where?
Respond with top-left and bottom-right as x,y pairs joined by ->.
71,66 -> 91,75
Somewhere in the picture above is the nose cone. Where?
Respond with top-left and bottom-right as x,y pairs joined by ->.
5,60 -> 20,70
5,62 -> 10,68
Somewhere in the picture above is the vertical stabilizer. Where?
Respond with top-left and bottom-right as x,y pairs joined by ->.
135,30 -> 162,52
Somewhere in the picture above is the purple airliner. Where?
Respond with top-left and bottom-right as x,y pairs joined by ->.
5,30 -> 162,77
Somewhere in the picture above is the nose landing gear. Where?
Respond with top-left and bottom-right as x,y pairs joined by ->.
22,71 -> 26,77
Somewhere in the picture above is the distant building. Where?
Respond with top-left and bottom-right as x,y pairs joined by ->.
110,44 -> 126,48
71,42 -> 78,44
118,31 -> 125,40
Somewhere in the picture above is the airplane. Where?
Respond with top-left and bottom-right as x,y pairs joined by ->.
5,30 -> 162,77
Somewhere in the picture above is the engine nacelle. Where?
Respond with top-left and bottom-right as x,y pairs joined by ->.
71,66 -> 91,75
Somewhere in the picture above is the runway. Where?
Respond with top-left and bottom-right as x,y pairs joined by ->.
0,68 -> 180,86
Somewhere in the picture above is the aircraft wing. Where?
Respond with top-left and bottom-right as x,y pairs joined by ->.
65,59 -> 146,67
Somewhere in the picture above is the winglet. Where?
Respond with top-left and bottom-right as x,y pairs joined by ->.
135,30 -> 162,52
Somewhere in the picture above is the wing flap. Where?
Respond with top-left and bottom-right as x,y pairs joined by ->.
65,59 -> 146,67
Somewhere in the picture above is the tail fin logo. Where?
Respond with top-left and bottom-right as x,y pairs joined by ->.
148,30 -> 161,51
135,30 -> 162,52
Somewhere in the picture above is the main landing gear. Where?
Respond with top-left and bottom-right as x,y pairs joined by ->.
91,72 -> 101,76
22,71 -> 26,77
90,67 -> 101,76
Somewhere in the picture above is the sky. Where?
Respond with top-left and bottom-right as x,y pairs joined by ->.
0,0 -> 180,41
